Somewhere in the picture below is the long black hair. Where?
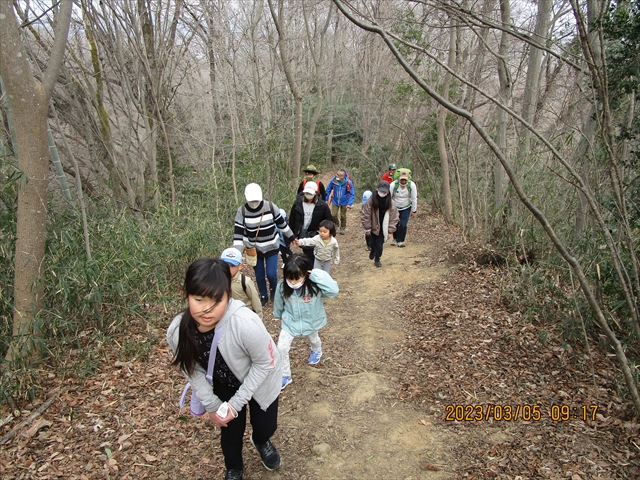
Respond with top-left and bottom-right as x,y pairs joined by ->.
281,254 -> 319,299
371,190 -> 391,213
171,258 -> 232,375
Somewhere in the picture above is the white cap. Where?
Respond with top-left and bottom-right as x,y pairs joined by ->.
303,181 -> 318,195
244,183 -> 262,202
220,248 -> 243,266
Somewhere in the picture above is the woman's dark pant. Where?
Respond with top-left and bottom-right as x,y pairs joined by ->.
393,208 -> 411,242
254,253 -> 279,298
370,233 -> 385,261
213,381 -> 279,470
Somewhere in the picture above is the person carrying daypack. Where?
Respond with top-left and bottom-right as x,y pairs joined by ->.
220,247 -> 263,319
233,183 -> 294,306
325,168 -> 355,235
296,164 -> 327,199
389,168 -> 418,247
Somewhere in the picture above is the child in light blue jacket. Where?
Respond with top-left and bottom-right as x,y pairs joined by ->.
273,254 -> 339,389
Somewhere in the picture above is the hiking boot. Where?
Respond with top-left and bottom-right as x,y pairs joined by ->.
374,260 -> 382,267
397,242 -> 406,247
339,227 -> 345,235
390,239 -> 397,246
260,295 -> 268,307
224,469 -> 244,480
369,250 -> 375,260
281,375 -> 292,390
250,436 -> 281,471
270,288 -> 276,302
308,351 -> 322,365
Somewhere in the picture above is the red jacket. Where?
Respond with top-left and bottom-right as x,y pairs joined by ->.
381,172 -> 394,184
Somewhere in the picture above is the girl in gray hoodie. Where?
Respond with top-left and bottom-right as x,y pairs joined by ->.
167,258 -> 282,480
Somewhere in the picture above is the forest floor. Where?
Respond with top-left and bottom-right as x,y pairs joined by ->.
1,206 -> 639,479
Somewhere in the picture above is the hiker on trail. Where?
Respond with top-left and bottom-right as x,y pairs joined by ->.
167,258 -> 282,480
361,180 -> 400,268
233,183 -> 294,306
297,164 -> 327,200
294,219 -> 340,274
389,170 -> 418,248
288,181 -> 332,265
381,163 -> 397,184
325,168 -> 355,235
220,247 -> 263,320
273,254 -> 339,390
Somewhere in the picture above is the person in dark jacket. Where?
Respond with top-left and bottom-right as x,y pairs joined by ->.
361,181 -> 399,268
288,182 -> 332,264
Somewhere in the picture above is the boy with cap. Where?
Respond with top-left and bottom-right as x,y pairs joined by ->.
221,247 -> 264,319
297,164 -> 326,199
381,163 -> 397,184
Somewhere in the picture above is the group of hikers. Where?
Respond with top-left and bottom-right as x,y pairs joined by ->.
167,162 -> 418,479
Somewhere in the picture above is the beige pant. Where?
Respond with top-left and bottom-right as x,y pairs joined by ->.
331,204 -> 348,228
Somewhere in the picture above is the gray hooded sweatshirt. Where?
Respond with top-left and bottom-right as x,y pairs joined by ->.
167,298 -> 282,413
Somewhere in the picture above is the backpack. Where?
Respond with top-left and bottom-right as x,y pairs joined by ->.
330,172 -> 353,195
240,273 -> 247,294
302,179 -> 321,191
393,168 -> 412,193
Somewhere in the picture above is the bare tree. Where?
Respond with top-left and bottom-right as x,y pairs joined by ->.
268,0 -> 304,177
331,0 -> 640,416
0,0 -> 72,361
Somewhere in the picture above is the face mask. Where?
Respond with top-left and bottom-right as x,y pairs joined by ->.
378,192 -> 388,198
247,201 -> 261,209
286,279 -> 305,289
304,193 -> 315,201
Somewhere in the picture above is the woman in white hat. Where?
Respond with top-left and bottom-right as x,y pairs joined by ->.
233,183 -> 294,305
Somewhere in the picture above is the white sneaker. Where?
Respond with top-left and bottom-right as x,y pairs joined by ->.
390,239 -> 397,246
397,242 -> 406,247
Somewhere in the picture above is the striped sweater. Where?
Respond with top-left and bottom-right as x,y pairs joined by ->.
234,201 -> 294,257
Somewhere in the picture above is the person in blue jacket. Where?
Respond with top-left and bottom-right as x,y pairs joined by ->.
273,254 -> 339,390
325,168 -> 355,235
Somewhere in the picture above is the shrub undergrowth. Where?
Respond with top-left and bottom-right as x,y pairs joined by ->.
0,166 -> 301,402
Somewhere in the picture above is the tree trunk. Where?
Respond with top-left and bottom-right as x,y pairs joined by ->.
0,0 -> 72,361
495,0 -> 511,215
268,0 -> 303,178
437,22 -> 456,224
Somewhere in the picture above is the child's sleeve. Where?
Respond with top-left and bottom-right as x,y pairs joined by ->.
309,269 -> 339,298
297,237 -> 313,247
272,280 -> 284,318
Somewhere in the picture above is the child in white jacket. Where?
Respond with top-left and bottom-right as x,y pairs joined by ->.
294,219 -> 340,274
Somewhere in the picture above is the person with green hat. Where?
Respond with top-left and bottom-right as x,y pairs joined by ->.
381,163 -> 397,184
297,164 -> 326,199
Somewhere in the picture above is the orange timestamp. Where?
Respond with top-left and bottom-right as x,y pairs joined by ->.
445,404 -> 599,422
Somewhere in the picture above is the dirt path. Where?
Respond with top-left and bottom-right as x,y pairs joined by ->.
270,205 -> 456,479
2,205 -> 638,479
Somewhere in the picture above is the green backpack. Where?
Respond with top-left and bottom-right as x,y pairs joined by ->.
393,168 -> 412,193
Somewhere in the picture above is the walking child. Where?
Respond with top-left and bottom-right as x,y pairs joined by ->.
167,258 -> 282,480
220,247 -> 263,320
273,254 -> 339,389
293,219 -> 340,274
